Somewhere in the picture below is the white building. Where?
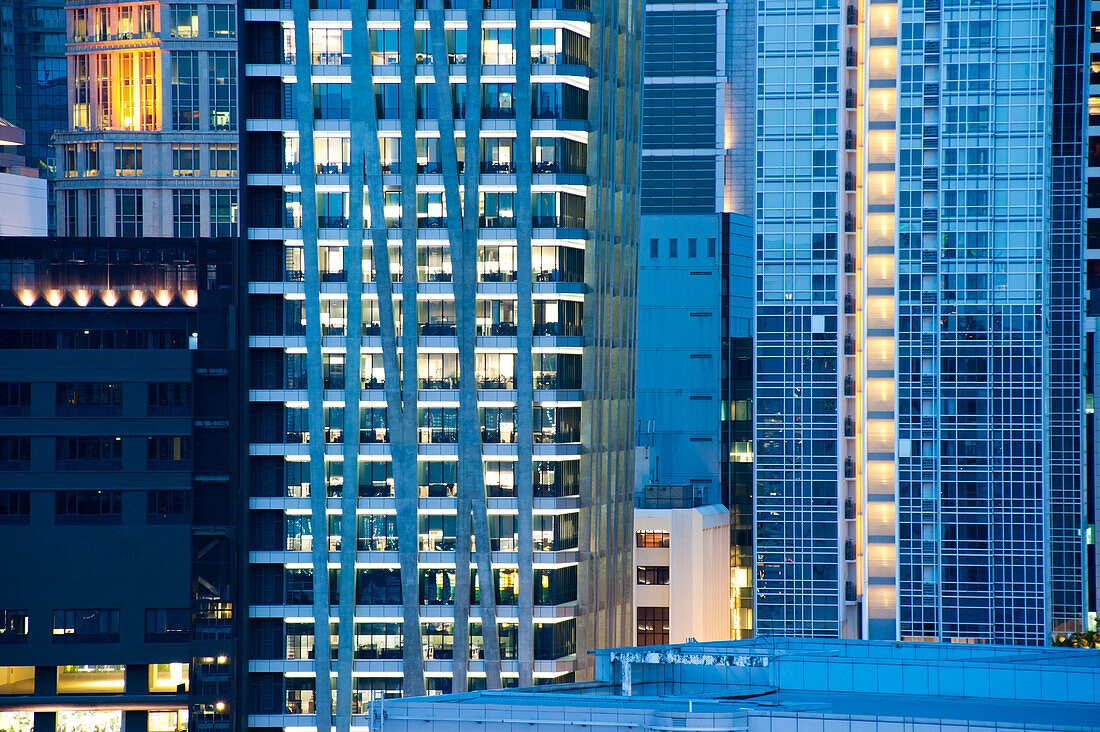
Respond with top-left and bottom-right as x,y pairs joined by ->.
0,120 -> 47,236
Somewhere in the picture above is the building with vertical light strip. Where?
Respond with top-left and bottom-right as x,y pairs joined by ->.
756,0 -> 1086,642
53,0 -> 239,238
239,0 -> 640,720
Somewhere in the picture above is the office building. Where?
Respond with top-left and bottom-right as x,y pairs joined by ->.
53,0 -> 239,238
635,0 -> 754,639
0,236 -> 241,732
0,0 -> 66,227
239,0 -> 641,721
1084,0 -> 1099,634
755,0 -> 1087,641
378,638 -> 1100,731
0,120 -> 48,235
633,493 -> 729,646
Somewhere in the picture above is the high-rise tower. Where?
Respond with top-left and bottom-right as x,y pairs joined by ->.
755,0 -> 1086,642
239,0 -> 640,719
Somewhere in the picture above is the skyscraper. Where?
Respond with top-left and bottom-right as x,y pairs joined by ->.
755,0 -> 1086,642
53,0 -> 239,239
634,0 -> 755,640
240,0 -> 640,718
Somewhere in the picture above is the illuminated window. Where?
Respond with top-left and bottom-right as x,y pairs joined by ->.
636,566 -> 669,585
170,4 -> 198,38
149,663 -> 189,693
56,666 -> 124,693
0,711 -> 32,731
57,711 -> 121,732
636,606 -> 669,645
635,530 -> 669,548
211,190 -> 238,237
0,667 -> 33,694
148,711 -> 188,732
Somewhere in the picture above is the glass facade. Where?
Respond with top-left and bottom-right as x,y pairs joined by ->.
241,0 -> 640,718
756,0 -> 1086,642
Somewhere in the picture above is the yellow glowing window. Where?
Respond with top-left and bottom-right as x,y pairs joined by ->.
866,214 -> 895,247
868,543 -> 896,577
866,254 -> 894,287
867,461 -> 895,492
867,337 -> 894,370
868,5 -> 897,37
868,131 -> 895,165
866,172 -> 895,206
868,88 -> 896,122
867,419 -> 894,453
867,378 -> 894,411
57,665 -> 125,694
869,47 -> 897,80
149,663 -> 189,693
0,667 -> 34,695
867,502 -> 895,536
149,710 -> 188,732
866,296 -> 894,330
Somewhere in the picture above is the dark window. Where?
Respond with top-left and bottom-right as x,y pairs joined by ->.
0,610 -> 28,644
147,490 -> 191,523
0,491 -> 30,524
707,237 -> 716,258
688,238 -> 697,257
56,383 -> 122,415
147,437 -> 193,469
56,490 -> 123,523
0,329 -> 189,350
0,383 -> 30,415
145,608 -> 189,642
147,383 -> 192,415
668,238 -> 677,258
637,606 -> 669,646
55,437 -> 123,470
52,609 -> 120,643
0,437 -> 30,469
635,530 -> 670,548
636,566 -> 670,586
649,238 -> 658,258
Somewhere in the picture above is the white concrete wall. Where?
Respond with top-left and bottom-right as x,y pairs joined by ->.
634,505 -> 730,644
0,172 -> 48,235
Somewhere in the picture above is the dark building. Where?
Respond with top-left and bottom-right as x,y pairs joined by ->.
0,236 -> 241,732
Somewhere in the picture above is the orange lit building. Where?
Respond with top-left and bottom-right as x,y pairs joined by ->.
53,0 -> 237,238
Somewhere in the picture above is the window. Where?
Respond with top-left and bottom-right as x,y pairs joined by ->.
211,190 -> 237,237
688,238 -> 697,257
56,490 -> 123,522
210,144 -> 237,177
63,144 -> 77,177
0,492 -> 29,524
635,530 -> 670,548
0,383 -> 30,415
55,438 -> 123,470
668,238 -> 677,258
145,610 -> 189,642
56,383 -> 122,415
707,237 -> 716,258
149,664 -> 188,693
0,437 -> 30,470
0,612 -> 28,645
209,51 -> 237,130
169,4 -> 197,37
208,4 -> 235,38
63,190 -> 78,236
636,606 -> 669,646
171,51 -> 199,130
147,490 -> 190,523
52,610 -> 121,643
173,143 -> 199,176
116,190 -> 143,237
173,190 -> 200,237
636,566 -> 670,585
649,238 -> 658,258
0,667 -> 34,693
85,143 -> 99,176
115,143 -> 142,176
148,383 -> 192,415
147,436 -> 192,468
88,190 -> 101,236
56,666 -> 125,693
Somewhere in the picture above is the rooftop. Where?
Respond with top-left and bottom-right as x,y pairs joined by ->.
378,639 -> 1100,731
